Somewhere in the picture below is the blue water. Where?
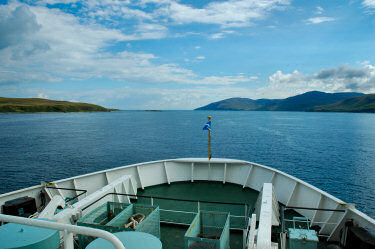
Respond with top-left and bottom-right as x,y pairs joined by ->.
1,111 -> 375,218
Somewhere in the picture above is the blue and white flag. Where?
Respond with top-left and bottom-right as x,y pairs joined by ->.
203,121 -> 211,130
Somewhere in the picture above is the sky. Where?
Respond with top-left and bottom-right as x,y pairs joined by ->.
0,0 -> 375,109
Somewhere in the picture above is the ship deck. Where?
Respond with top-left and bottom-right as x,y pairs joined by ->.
1,158 -> 364,249
136,181 -> 257,249
133,181 -> 336,249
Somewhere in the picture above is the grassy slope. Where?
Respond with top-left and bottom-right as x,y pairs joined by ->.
0,97 -> 116,113
272,91 -> 364,111
195,91 -> 364,111
311,94 -> 375,113
196,98 -> 260,110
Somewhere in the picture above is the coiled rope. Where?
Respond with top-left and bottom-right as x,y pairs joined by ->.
124,213 -> 146,230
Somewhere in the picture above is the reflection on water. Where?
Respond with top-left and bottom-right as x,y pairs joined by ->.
0,111 -> 375,218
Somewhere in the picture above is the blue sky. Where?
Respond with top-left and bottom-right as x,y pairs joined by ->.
0,0 -> 375,109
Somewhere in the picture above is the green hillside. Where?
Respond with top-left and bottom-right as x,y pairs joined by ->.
195,97 -> 273,111
0,97 -> 117,113
195,91 -> 364,111
311,94 -> 375,113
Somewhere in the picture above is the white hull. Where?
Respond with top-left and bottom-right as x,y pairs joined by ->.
1,158 -> 374,243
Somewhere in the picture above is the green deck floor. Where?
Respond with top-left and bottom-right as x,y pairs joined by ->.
135,181 -> 258,249
136,181 -> 259,204
132,181 -> 336,249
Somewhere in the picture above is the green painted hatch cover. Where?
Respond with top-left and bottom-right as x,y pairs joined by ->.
86,231 -> 162,249
0,220 -> 59,249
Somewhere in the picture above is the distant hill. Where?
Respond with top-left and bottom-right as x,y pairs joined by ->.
273,91 -> 364,111
311,94 -> 375,113
195,91 -> 364,111
0,97 -> 117,113
194,97 -> 281,111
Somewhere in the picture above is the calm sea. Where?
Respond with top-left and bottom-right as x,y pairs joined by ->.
0,111 -> 375,218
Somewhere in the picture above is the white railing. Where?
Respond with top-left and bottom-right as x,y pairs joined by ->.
245,213 -> 257,249
256,183 -> 280,249
0,214 -> 125,249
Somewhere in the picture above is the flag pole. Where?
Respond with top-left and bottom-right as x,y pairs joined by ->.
208,116 -> 211,160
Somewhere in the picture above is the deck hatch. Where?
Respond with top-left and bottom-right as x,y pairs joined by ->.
184,211 -> 230,249
77,202 -> 160,248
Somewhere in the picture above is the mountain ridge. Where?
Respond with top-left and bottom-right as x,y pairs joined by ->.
195,91 -> 366,112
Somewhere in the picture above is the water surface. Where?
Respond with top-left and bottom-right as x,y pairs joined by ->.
0,111 -> 374,218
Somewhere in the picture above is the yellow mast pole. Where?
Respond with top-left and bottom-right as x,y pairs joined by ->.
208,116 -> 211,160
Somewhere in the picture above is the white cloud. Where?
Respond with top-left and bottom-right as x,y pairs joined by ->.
0,3 -> 258,86
363,0 -> 375,9
305,16 -> 335,24
35,0 -> 291,29
196,56 -> 205,60
37,92 -> 49,99
257,64 -> 375,98
87,4 -> 153,21
12,0 -> 292,43
315,6 -> 324,14
36,0 -> 78,4
166,0 -> 290,28
34,0 -> 164,39
0,5 -> 42,50
134,23 -> 168,39
359,60 -> 370,65
210,30 -> 235,39
195,46 -> 201,49
210,33 -> 225,39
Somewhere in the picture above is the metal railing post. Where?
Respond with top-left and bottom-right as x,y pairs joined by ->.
64,229 -> 74,249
